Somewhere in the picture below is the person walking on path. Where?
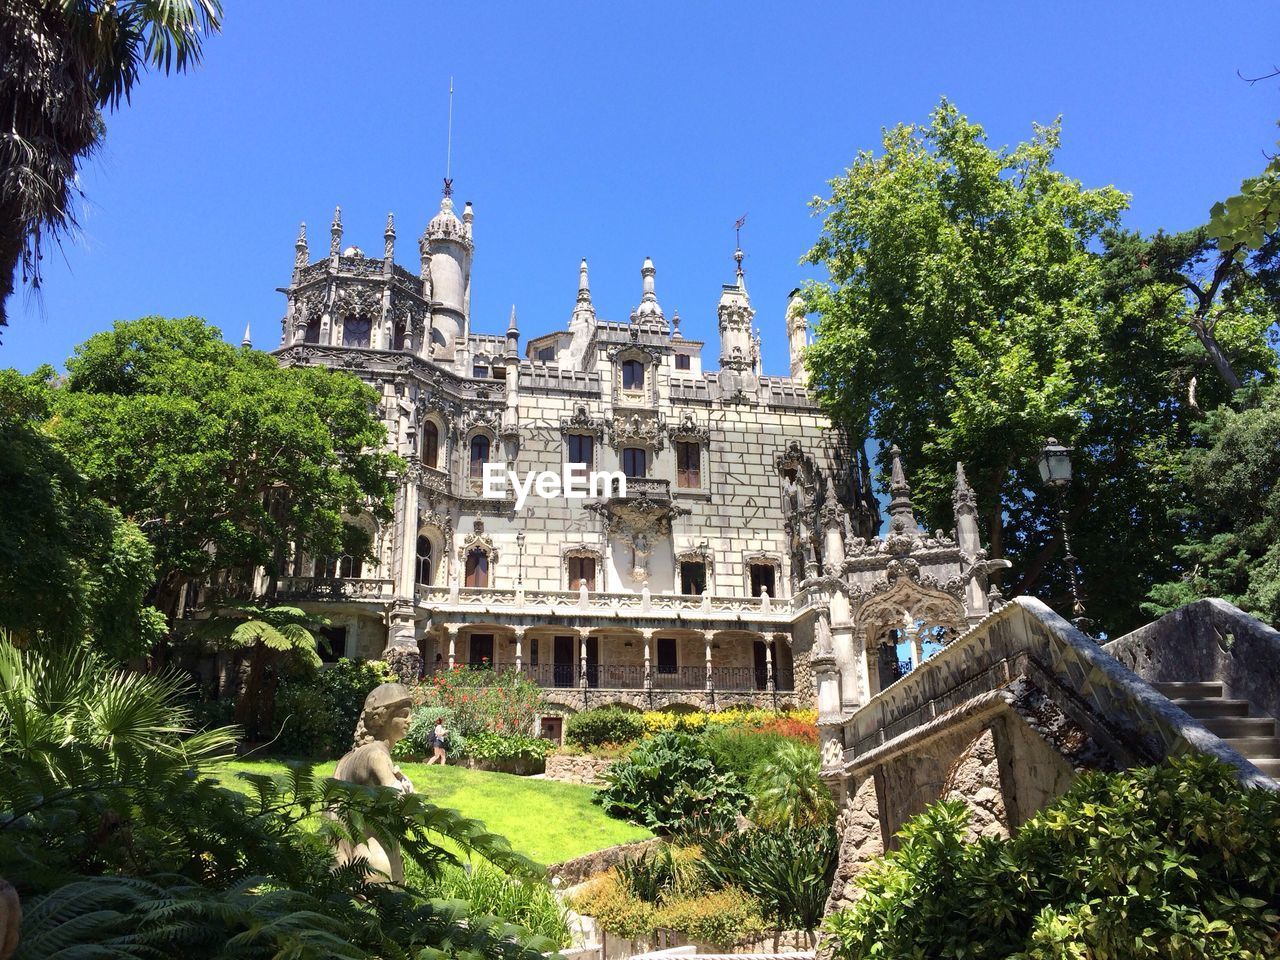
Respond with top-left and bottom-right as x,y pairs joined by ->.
427,716 -> 448,765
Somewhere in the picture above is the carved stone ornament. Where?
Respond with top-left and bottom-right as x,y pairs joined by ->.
418,509 -> 454,551
667,411 -> 709,444
559,404 -> 606,439
457,518 -> 498,562
332,282 -> 383,318
608,413 -> 667,452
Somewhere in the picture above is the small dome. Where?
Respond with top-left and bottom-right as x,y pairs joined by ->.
342,245 -> 365,258
426,196 -> 465,240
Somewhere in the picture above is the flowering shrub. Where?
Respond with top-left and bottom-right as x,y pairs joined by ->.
639,708 -> 816,739
573,868 -> 766,944
412,665 -> 542,738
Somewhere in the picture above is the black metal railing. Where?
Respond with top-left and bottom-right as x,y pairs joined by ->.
421,660 -> 794,693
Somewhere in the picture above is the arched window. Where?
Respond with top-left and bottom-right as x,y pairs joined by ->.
415,535 -> 433,585
342,314 -> 371,348
469,435 -> 490,478
423,422 -> 440,469
465,548 -> 489,588
621,359 -> 645,390
303,315 -> 321,344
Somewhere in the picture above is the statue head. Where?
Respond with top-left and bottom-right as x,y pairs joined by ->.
352,682 -> 413,750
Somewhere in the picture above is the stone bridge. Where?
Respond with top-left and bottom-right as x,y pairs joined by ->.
819,596 -> 1280,915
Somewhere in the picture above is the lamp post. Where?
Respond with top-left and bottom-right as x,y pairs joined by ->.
1037,438 -> 1093,635
516,531 -> 526,587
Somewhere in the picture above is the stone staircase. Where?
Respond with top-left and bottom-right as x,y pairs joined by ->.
1153,681 -> 1280,779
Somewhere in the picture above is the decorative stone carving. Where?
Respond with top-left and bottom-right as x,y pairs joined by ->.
457,518 -> 498,562
331,682 -> 415,883
608,412 -> 667,452
560,404 -> 606,439
667,411 -> 709,444
332,282 -> 382,318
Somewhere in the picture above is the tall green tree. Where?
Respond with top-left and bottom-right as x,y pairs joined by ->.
1147,381 -> 1280,626
0,367 -> 162,658
0,0 -> 222,330
38,316 -> 400,623
802,101 -> 1277,634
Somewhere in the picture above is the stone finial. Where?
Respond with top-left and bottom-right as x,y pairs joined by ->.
505,304 -> 519,359
384,212 -> 396,259
671,309 -> 682,339
570,258 -> 596,329
330,205 -> 343,257
954,461 -> 977,514
887,445 -> 921,533
241,323 -> 252,348
462,200 -> 474,238
294,222 -> 308,270
632,256 -> 664,323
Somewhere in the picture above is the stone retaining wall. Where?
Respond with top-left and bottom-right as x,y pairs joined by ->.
545,753 -> 616,785
549,837 -> 662,887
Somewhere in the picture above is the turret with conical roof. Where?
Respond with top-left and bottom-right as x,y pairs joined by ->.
630,256 -> 666,329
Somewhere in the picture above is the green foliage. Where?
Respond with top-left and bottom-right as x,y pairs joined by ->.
747,740 -> 835,828
825,757 -> 1280,960
573,872 -> 657,939
616,844 -> 704,905
463,731 -> 555,764
417,665 -> 544,738
699,824 -> 838,930
424,862 -> 572,948
597,731 -> 748,832
0,633 -> 552,960
274,658 -> 397,757
565,706 -> 646,748
652,886 -> 766,945
1,0 -> 222,330
801,99 -> 1279,635
1209,122 -> 1280,253
0,367 -> 161,657
701,726 -> 793,787
397,704 -> 469,760
1147,381 -> 1280,625
41,316 -> 400,619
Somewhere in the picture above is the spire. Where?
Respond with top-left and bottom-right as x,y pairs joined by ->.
505,304 -> 519,359
241,322 -> 252,348
330,205 -> 343,257
294,222 -> 308,270
886,445 -> 920,532
570,257 -> 596,329
953,461 -> 977,514
733,213 -> 747,291
632,256 -> 664,323
384,212 -> 396,259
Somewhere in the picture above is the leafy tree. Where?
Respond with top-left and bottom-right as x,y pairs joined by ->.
1147,382 -> 1280,626
194,603 -> 325,737
0,367 -> 162,658
0,0 -> 222,330
801,101 -> 1277,634
1209,120 -> 1280,254
825,757 -> 1280,960
40,316 -> 400,622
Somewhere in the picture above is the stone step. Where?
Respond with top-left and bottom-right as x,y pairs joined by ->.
1173,698 -> 1251,719
1200,716 -> 1279,739
1226,737 -> 1280,759
1153,681 -> 1224,698
1250,758 -> 1280,779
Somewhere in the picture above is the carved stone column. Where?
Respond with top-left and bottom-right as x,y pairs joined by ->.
445,624 -> 458,669
765,634 -> 776,694
703,631 -> 715,693
578,628 -> 591,691
641,629 -> 654,692
513,626 -> 525,674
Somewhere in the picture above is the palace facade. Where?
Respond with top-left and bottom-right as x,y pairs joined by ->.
253,191 -> 1007,716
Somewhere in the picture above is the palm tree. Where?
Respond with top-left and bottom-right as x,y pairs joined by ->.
0,0 -> 222,330
196,603 -> 325,738
749,740 -> 836,828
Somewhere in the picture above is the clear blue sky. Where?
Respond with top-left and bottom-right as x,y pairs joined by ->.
5,2 -> 1280,375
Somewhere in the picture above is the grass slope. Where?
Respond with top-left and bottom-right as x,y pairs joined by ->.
215,758 -> 650,865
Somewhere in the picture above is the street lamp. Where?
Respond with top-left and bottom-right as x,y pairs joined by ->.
515,531 -> 526,587
1037,438 -> 1093,635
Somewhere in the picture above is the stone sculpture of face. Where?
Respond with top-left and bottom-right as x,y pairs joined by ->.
384,704 -> 411,747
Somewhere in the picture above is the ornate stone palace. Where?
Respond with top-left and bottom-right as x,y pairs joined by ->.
252,190 -> 1010,714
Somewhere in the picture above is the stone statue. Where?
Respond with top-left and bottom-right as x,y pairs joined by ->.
332,682 -> 415,883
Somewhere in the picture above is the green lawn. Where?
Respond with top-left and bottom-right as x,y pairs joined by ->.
214,759 -> 650,865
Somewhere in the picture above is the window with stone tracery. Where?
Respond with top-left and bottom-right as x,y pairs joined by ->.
342,315 -> 371,348
415,535 -> 433,585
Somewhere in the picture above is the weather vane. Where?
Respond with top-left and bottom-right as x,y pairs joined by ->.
734,213 -> 747,277
443,77 -> 455,198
